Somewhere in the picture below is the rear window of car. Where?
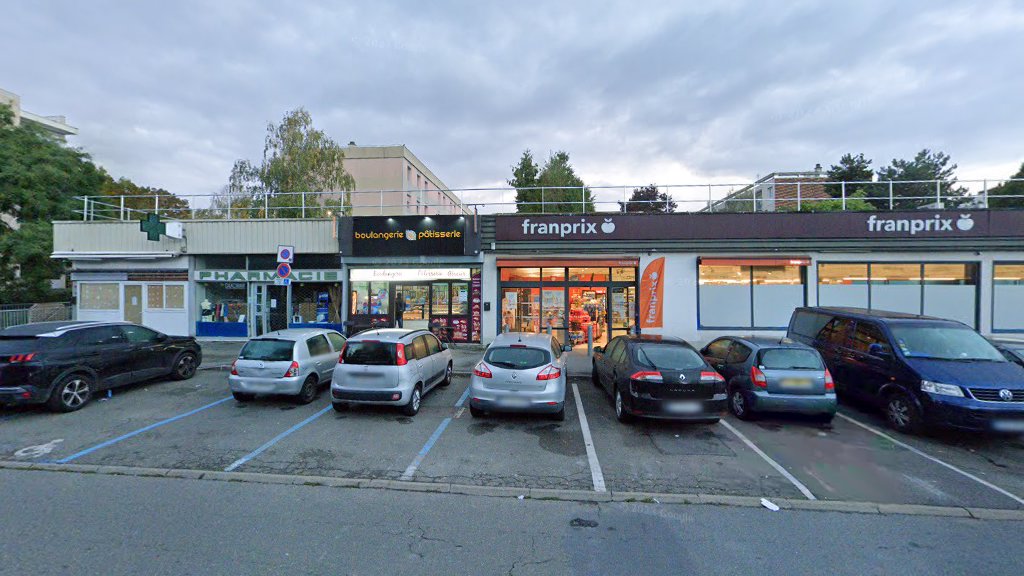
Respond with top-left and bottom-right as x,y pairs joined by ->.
484,346 -> 550,370
343,341 -> 396,365
790,311 -> 832,339
634,344 -> 705,370
759,348 -> 824,370
239,339 -> 295,361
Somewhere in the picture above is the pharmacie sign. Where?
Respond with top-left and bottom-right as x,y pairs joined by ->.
195,270 -> 342,282
495,211 -> 1024,241
347,215 -> 468,257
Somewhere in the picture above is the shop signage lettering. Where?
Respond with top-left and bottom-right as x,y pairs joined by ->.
350,215 -> 467,256
349,268 -> 471,282
639,258 -> 665,329
866,214 -> 973,235
520,217 -> 616,238
195,270 -> 341,282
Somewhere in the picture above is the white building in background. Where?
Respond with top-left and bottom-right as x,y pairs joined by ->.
0,88 -> 78,140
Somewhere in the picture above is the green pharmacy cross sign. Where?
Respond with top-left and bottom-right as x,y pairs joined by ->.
140,213 -> 166,241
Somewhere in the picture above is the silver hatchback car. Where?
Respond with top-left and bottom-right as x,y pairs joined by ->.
331,329 -> 453,416
469,332 -> 570,421
229,329 -> 347,404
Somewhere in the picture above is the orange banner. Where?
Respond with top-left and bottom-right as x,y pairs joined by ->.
639,257 -> 665,329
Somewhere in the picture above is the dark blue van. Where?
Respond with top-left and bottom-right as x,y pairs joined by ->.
787,307 -> 1024,434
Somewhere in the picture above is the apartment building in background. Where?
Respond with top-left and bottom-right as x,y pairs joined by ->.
706,166 -> 831,212
341,145 -> 466,216
0,88 -> 78,140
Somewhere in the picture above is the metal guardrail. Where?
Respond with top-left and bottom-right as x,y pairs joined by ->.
73,179 -> 1024,221
0,303 -> 73,330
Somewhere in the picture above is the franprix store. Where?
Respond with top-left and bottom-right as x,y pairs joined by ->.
339,215 -> 483,343
486,211 -> 1024,345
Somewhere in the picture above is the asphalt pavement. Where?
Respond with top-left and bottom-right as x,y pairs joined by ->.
1,468 -> 1020,576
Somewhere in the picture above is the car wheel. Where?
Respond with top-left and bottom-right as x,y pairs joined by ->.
402,385 -> 422,416
469,405 -> 484,418
550,406 -> 565,422
884,390 -> 922,434
591,363 -> 601,387
170,352 -> 198,381
332,401 -> 349,412
47,374 -> 94,413
296,376 -> 318,405
439,362 -> 453,387
614,386 -> 633,424
729,388 -> 754,421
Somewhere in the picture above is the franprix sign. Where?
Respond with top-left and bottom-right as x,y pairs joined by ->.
495,211 -> 1024,242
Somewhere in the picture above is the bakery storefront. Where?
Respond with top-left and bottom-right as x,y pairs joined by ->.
339,214 -> 483,342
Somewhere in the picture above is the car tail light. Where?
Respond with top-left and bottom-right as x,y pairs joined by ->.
701,371 -> 725,383
824,369 -> 835,391
751,366 -> 768,388
230,360 -> 238,376
284,361 -> 299,378
630,371 -> 662,382
337,343 -> 347,364
472,362 -> 492,378
8,353 -> 36,363
536,365 -> 561,381
395,343 -> 407,366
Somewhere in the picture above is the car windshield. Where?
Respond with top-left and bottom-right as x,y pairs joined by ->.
239,339 -> 295,361
635,344 -> 704,370
484,346 -> 549,370
343,341 -> 396,365
760,348 -> 823,370
890,325 -> 1006,362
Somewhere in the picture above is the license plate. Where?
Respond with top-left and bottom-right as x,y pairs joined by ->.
665,401 -> 702,414
245,382 -> 276,393
781,379 -> 812,389
498,396 -> 531,408
993,420 -> 1024,432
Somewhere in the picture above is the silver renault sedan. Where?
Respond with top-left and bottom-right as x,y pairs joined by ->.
469,332 -> 570,421
229,328 -> 346,404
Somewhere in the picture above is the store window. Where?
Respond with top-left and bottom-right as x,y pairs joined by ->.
291,283 -> 342,325
543,268 -> 566,281
501,287 -> 539,333
817,263 -> 869,308
612,267 -> 636,282
870,263 -> 921,315
993,263 -> 1024,332
146,284 -> 186,310
431,282 -> 450,314
198,283 -> 247,323
699,264 -> 805,329
542,287 -> 566,343
147,285 -> 164,309
451,282 -> 469,315
80,283 -> 120,310
922,264 -> 977,326
500,268 -> 540,282
350,281 -> 389,315
569,267 -> 609,281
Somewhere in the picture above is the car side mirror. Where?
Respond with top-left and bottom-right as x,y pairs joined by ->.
594,346 -> 604,354
441,342 -> 449,351
563,344 -> 573,352
868,343 -> 891,358
157,333 -> 169,342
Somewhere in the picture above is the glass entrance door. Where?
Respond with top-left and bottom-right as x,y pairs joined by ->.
610,286 -> 636,339
569,286 -> 608,346
250,283 -> 289,336
395,284 -> 430,330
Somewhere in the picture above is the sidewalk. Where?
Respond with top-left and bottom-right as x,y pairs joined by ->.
197,339 -> 596,375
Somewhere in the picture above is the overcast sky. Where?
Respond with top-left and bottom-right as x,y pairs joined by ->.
3,0 -> 1022,209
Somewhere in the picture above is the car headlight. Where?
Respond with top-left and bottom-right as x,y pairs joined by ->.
920,380 -> 964,397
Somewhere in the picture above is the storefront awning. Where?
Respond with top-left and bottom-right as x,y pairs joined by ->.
496,259 -> 640,268
699,257 -> 811,266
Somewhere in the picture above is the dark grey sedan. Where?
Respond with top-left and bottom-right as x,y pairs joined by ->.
700,336 -> 836,422
989,338 -> 1024,368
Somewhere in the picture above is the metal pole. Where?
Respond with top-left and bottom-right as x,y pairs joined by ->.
935,180 -> 941,206
587,324 -> 593,356
797,182 -> 802,211
665,187 -> 670,212
708,184 -> 713,212
623,185 -> 627,213
581,186 -> 585,213
155,194 -> 160,217
263,193 -> 268,218
542,186 -> 545,213
888,180 -> 894,210
983,179 -> 989,208
227,196 -> 232,219
301,193 -> 306,218
120,196 -> 125,221
841,181 -> 847,210
82,197 -> 88,221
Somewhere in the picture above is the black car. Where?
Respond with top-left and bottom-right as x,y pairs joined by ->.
0,321 -> 202,412
788,307 -> 1024,434
989,338 -> 1024,368
591,335 -> 726,424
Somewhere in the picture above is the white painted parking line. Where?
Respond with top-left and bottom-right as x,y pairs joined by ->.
836,413 -> 1024,507
719,419 -> 816,500
399,383 -> 472,481
225,406 -> 332,472
572,382 -> 606,492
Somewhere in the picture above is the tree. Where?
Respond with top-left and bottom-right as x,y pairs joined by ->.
874,149 -> 966,209
0,104 -> 105,303
510,150 -> 594,213
619,184 -> 677,213
825,153 -> 874,198
987,162 -> 1024,209
228,108 -> 354,218
780,190 -> 876,212
98,175 -> 191,219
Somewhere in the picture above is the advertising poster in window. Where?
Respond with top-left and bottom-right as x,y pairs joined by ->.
639,257 -> 665,328
470,269 -> 482,343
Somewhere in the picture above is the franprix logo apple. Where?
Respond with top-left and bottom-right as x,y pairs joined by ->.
601,218 -> 616,234
520,217 -> 617,238
956,214 -> 974,231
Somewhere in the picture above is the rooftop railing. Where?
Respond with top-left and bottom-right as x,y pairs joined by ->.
73,179 -> 1024,221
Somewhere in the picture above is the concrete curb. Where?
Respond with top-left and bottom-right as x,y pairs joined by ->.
3,460 -> 1022,520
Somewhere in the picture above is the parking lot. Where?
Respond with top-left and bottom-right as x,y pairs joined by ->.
2,352 -> 1024,512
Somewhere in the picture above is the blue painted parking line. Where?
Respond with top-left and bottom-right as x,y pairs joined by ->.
56,397 -> 233,464
224,405 -> 332,472
456,386 -> 471,408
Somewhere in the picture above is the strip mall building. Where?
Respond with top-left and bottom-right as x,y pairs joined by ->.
52,210 -> 1024,345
